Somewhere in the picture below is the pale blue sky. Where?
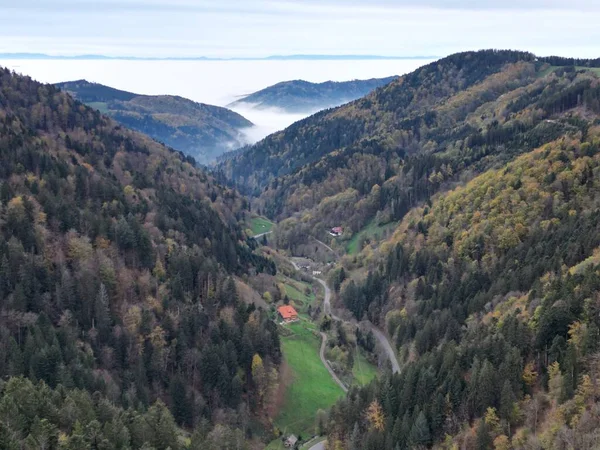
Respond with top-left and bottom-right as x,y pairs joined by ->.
2,0 -> 599,58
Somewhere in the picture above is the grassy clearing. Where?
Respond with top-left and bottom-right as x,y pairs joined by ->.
265,439 -> 286,450
537,65 -> 559,78
276,274 -> 319,319
346,220 -> 398,255
576,66 -> 600,76
274,321 -> 344,438
538,65 -> 600,79
351,348 -> 378,386
300,437 -> 326,449
248,216 -> 274,236
284,281 -> 315,312
87,102 -> 109,113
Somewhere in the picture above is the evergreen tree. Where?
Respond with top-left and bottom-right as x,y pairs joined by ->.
93,283 -> 111,336
409,411 -> 431,447
499,380 -> 516,423
170,377 -> 192,427
476,421 -> 493,450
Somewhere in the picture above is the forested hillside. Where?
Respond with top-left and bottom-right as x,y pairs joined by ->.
228,76 -> 397,113
220,50 -> 542,194
219,50 -> 600,449
220,51 -> 600,254
326,125 -> 600,450
56,80 -> 253,164
0,68 -> 278,449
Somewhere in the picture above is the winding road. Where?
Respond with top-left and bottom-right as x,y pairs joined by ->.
289,258 -> 400,450
319,330 -> 348,393
368,324 -> 401,374
288,260 -> 346,393
313,276 -> 400,375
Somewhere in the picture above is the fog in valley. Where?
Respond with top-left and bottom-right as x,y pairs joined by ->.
1,58 -> 432,145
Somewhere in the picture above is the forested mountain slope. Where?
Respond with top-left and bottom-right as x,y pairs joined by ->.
0,68 -> 278,449
228,76 -> 397,113
325,124 -> 600,450
219,50 -> 600,449
56,80 -> 253,164
219,50 -> 542,193
220,51 -> 600,253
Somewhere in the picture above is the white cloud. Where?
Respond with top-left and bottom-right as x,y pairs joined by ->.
231,103 -> 312,144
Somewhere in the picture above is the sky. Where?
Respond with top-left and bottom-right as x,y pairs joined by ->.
1,0 -> 599,58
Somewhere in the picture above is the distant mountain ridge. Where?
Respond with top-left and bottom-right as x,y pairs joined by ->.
1,52 -> 436,60
229,76 -> 398,113
55,79 -> 253,164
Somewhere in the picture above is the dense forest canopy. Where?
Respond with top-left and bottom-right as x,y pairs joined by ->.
0,67 -> 278,449
326,125 -> 600,450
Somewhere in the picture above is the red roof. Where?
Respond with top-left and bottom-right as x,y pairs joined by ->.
332,227 -> 343,233
277,305 -> 298,320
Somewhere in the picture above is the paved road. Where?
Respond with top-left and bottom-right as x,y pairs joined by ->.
319,331 -> 348,393
292,258 -> 401,450
289,260 -> 347,392
309,441 -> 326,450
367,324 -> 401,374
253,230 -> 273,239
314,276 -> 400,374
311,237 -> 339,258
290,256 -> 400,390
314,277 -> 340,320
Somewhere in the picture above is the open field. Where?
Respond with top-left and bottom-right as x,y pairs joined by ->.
538,65 -> 600,79
248,216 -> 275,236
273,321 -> 345,439
346,220 -> 398,255
576,66 -> 600,75
351,348 -> 379,386
283,279 -> 315,314
86,101 -> 109,113
275,270 -> 322,319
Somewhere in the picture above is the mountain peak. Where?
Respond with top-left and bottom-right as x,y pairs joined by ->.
229,76 -> 398,113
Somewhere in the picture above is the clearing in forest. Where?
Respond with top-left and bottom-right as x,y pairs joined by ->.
346,220 -> 398,255
273,321 -> 345,438
248,216 -> 275,236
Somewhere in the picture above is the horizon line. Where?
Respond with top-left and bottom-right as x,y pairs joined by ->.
0,52 -> 439,61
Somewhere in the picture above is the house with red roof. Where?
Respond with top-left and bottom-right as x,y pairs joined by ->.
329,226 -> 343,237
277,305 -> 299,323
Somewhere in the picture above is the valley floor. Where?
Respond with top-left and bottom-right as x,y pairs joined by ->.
264,251 -> 393,449
269,321 -> 345,443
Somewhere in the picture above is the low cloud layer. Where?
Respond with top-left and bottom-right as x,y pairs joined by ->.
231,103 -> 310,145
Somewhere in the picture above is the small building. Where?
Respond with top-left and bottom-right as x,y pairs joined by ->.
277,305 -> 299,323
329,226 -> 343,237
284,435 -> 298,448
312,270 -> 322,276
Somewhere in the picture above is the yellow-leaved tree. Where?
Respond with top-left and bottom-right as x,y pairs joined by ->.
365,399 -> 385,432
522,362 -> 538,387
252,354 -> 267,404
